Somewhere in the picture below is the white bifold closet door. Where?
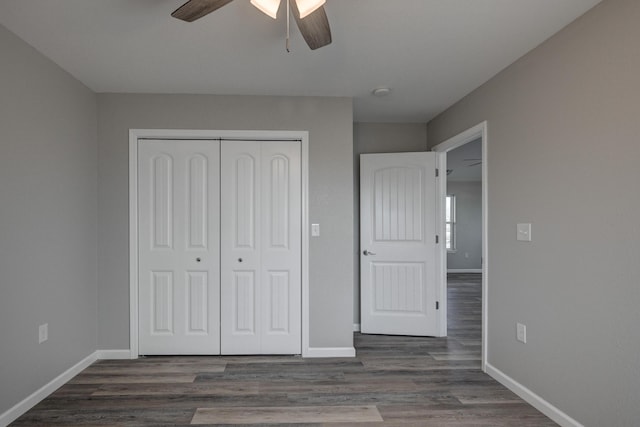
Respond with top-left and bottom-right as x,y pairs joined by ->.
221,141 -> 302,355
138,139 -> 221,355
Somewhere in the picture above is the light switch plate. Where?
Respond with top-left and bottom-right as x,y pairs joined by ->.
517,223 -> 532,241
517,323 -> 527,343
39,323 -> 48,343
311,223 -> 320,237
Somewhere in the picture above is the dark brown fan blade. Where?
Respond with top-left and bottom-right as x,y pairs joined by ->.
171,0 -> 234,22
291,3 -> 332,50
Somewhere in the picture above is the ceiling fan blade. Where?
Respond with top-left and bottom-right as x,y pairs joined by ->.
291,3 -> 332,50
171,0 -> 234,22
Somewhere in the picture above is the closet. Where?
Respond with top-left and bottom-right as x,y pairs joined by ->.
137,139 -> 301,355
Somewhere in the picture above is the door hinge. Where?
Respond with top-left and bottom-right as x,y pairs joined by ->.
436,301 -> 440,310
435,168 -> 439,177
435,235 -> 439,244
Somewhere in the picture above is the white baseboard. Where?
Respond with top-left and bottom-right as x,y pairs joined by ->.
353,323 -> 361,332
0,351 -> 98,427
304,347 -> 356,358
447,269 -> 482,273
96,349 -> 132,360
0,348 -> 133,426
486,363 -> 584,427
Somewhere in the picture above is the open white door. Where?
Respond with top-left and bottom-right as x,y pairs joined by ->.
138,139 -> 220,355
360,152 -> 440,336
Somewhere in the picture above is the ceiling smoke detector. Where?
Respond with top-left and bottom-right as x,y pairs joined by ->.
372,87 -> 391,97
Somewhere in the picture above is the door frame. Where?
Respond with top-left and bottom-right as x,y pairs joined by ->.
431,121 -> 488,371
129,129 -> 310,358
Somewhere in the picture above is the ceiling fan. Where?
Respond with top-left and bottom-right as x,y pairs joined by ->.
171,0 -> 332,51
464,158 -> 482,167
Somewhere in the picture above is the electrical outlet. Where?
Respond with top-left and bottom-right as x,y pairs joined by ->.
517,223 -> 532,241
311,223 -> 320,237
39,323 -> 48,343
516,322 -> 526,343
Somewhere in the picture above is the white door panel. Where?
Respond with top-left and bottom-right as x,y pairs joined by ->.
221,141 -> 301,355
260,142 -> 301,354
139,140 -> 220,354
360,152 -> 439,336
221,141 -> 261,354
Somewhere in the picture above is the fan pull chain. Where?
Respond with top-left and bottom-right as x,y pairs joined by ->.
286,0 -> 291,52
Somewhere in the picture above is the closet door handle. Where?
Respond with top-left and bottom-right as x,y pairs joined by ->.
363,250 -> 376,256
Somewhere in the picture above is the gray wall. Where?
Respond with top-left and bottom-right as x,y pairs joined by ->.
427,0 -> 640,425
0,25 -> 98,414
97,94 -> 354,350
353,123 -> 427,324
446,181 -> 482,270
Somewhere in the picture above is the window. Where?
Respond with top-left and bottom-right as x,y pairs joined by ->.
446,195 -> 456,251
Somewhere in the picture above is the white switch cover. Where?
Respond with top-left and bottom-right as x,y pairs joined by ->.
517,223 -> 532,241
39,323 -> 48,343
311,223 -> 320,237
516,323 -> 527,343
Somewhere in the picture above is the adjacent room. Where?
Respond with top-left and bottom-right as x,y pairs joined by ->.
1,1 -> 639,426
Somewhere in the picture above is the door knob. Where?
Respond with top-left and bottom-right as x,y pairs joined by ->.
238,258 -> 243,263
196,257 -> 201,262
363,250 -> 376,256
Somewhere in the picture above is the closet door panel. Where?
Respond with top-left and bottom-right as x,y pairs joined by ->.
221,141 -> 261,354
260,142 -> 301,354
138,140 -> 220,355
221,140 -> 301,355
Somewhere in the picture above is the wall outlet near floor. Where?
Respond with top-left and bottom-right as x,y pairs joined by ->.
516,322 -> 527,343
39,323 -> 48,343
517,223 -> 532,241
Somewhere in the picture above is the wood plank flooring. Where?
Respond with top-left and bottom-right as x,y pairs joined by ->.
10,273 -> 557,426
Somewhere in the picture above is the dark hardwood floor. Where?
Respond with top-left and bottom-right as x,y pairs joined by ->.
11,273 -> 556,426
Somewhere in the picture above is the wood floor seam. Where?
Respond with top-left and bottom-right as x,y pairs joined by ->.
190,405 -> 384,424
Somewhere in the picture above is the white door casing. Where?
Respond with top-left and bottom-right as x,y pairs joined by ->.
431,121 -> 488,369
360,152 -> 439,336
221,140 -> 302,355
130,130 -> 311,358
138,139 -> 221,355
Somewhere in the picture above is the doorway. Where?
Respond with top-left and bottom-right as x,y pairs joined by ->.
432,121 -> 488,370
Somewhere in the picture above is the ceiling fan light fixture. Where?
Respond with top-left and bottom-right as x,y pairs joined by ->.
295,0 -> 326,18
251,0 -> 281,19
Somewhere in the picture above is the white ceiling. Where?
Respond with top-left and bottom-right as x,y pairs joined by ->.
0,0 -> 600,122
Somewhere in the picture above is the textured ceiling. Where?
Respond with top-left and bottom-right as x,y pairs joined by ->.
0,0 -> 601,122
